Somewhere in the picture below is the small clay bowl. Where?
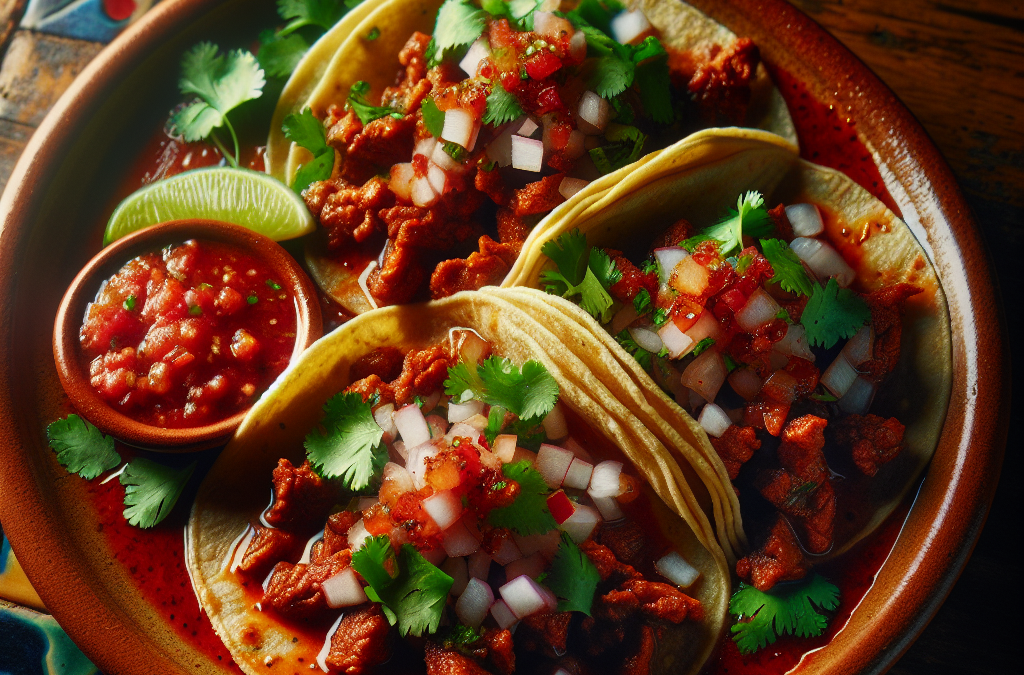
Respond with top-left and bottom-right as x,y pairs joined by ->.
53,219 -> 323,452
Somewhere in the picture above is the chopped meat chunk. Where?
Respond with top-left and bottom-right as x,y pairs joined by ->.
511,173 -> 565,216
482,628 -> 515,675
263,459 -> 336,531
621,624 -> 656,675
649,219 -> 694,251
768,203 -> 794,241
325,109 -> 362,150
238,526 -> 298,577
341,115 -> 418,184
381,195 -> 484,250
709,424 -> 761,479
495,208 -> 531,248
833,413 -> 907,476
519,611 -> 572,657
430,236 -> 518,298
598,580 -> 703,623
305,177 -> 394,248
350,346 -> 406,383
262,549 -> 351,618
776,415 -> 830,484
735,515 -> 810,591
579,615 -> 627,656
596,521 -> 647,568
684,38 -> 760,124
368,243 -> 428,306
579,540 -> 642,583
345,374 -> 395,406
424,642 -> 492,675
392,344 -> 454,404
476,166 -> 511,206
607,251 -> 658,304
326,603 -> 391,674
314,510 -> 361,564
860,283 -> 922,382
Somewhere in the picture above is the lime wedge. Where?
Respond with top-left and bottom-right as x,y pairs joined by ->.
103,167 -> 315,245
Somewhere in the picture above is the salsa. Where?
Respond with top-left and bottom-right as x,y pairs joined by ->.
80,239 -> 298,428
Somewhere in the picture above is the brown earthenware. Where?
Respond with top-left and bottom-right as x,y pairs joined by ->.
52,219 -> 323,452
0,1 -> 1008,675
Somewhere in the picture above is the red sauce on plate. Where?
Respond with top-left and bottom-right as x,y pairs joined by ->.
80,239 -> 297,428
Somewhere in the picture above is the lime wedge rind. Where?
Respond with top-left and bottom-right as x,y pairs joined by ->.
104,167 -> 315,245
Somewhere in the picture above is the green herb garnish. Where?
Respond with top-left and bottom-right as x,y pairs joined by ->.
304,391 -> 388,490
540,230 -> 621,323
729,575 -> 840,654
487,460 -> 557,535
46,414 -> 120,480
347,80 -> 403,125
761,238 -> 815,297
801,278 -> 871,349
547,532 -> 601,615
121,458 -> 197,529
482,82 -> 525,126
445,357 -> 559,423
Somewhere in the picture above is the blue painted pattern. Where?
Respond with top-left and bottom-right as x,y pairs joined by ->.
20,0 -> 158,43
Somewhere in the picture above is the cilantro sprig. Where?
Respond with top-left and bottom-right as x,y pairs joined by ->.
729,575 -> 840,654
589,124 -> 647,174
444,356 -> 559,423
421,97 -> 446,137
170,43 -> 266,167
347,80 -> 404,125
487,460 -> 557,535
547,532 -> 601,614
46,414 -> 120,480
258,0 -> 359,78
615,328 -> 652,372
540,230 -> 621,322
761,238 -> 815,297
304,391 -> 388,491
800,278 -> 871,349
482,82 -> 525,127
351,535 -> 454,637
430,0 -> 487,65
121,458 -> 197,529
282,107 -> 335,193
696,191 -> 774,257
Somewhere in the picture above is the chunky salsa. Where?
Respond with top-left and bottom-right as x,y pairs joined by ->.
80,239 -> 298,428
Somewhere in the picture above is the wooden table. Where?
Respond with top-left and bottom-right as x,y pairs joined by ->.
0,0 -> 1018,672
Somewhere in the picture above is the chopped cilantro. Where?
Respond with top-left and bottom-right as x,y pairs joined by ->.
347,80 -> 404,125
123,294 -> 137,311
633,40 -> 673,124
246,295 -> 258,305
652,307 -> 669,327
170,43 -> 265,167
431,0 -> 487,64
775,307 -> 793,323
282,106 -> 336,193
414,394 -> 426,408
810,392 -> 838,402
547,532 -> 601,615
492,481 -> 508,491
610,94 -> 635,124
442,141 -> 468,162
679,233 -> 713,252
266,279 -> 282,290
589,124 -> 646,174
483,404 -> 506,444
691,337 -> 715,357
46,414 -> 121,480
640,258 -> 660,276
189,304 -> 203,315
657,346 -> 669,358
444,623 -> 481,648
121,458 -> 197,529
571,0 -> 625,35
698,191 -> 773,257
761,238 -> 815,297
734,253 -> 753,275
729,575 -> 840,654
351,535 -> 454,637
540,230 -> 619,322
632,288 -> 652,316
258,0 -> 359,78
257,30 -> 308,78
445,357 -> 559,423
801,278 -> 871,349
365,26 -> 381,40
304,391 -> 388,491
482,82 -> 525,126
421,97 -> 446,137
723,353 -> 739,372
278,0 -> 350,34
487,460 -> 557,535
615,329 -> 652,372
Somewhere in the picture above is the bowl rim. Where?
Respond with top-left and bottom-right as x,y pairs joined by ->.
52,218 -> 323,452
0,0 -> 1009,674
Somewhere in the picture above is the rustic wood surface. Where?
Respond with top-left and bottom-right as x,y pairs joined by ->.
0,0 -> 1018,673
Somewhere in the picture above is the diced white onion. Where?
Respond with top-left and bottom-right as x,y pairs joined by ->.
511,447 -> 538,466
576,91 -> 610,134
839,376 -> 877,415
658,320 -> 694,359
442,519 -> 481,558
536,443 -> 575,488
685,312 -> 721,347
563,437 -> 593,463
628,324 -> 664,353
564,130 -> 586,159
505,552 -> 545,581
698,402 -> 732,438
347,519 -> 371,551
842,325 -> 874,366
411,175 -> 438,207
441,108 -> 479,150
427,162 -> 447,195
492,434 -> 517,463
789,236 -> 823,264
681,349 -> 728,402
559,503 -> 601,543
456,578 -> 494,628
670,256 -> 710,296
728,368 -> 763,401
517,116 -> 540,138
563,458 -> 594,490
500,575 -> 550,619
407,442 -> 439,489
431,140 -> 462,172
791,237 -> 856,287
486,126 -> 515,167
558,176 -> 590,200
394,404 -> 430,447
821,353 -> 859,398
446,422 -> 480,443
448,399 -> 485,423
588,460 -> 623,498
491,536 -> 523,566
468,549 -> 492,581
392,440 -> 407,462
542,403 -> 569,440
785,203 -> 824,237
357,261 -> 379,311
610,9 -> 651,44
424,414 -> 447,440
442,556 -> 469,596
462,413 -> 489,431
774,323 -> 815,362
373,403 -> 397,441
569,29 -> 587,61
322,567 -> 368,608
388,163 -> 415,201
423,490 -> 463,530
459,37 -> 491,77
490,599 -> 518,629
610,303 -> 639,335
511,135 -> 545,172
736,288 -> 781,332
591,494 -> 624,521
414,136 -> 437,158
655,551 -> 701,588
653,247 -> 689,286
382,462 -> 414,495
533,10 -> 573,40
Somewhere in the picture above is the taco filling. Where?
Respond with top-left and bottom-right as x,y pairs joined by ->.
224,330 -> 708,673
297,0 -> 773,309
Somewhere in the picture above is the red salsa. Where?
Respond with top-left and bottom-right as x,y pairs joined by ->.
80,239 -> 297,427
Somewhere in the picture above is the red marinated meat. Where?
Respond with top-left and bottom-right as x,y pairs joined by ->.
608,252 -> 659,304
496,208 -> 531,248
350,346 -> 406,383
305,177 -> 394,248
424,642 -> 492,675
482,628 -> 515,675
238,526 -> 299,577
263,459 -> 336,530
263,549 -> 352,618
784,356 -> 820,398
613,579 -> 704,623
759,469 -> 836,554
649,219 -> 694,251
833,413 -> 907,476
341,114 -> 418,184
860,283 -> 922,382
735,515 -> 810,591
777,415 -> 830,484
325,603 -> 391,674
392,344 -> 455,404
368,243 -> 428,306
511,174 -> 566,216
596,521 -> 647,568
709,424 -> 761,479
315,511 -> 361,564
380,32 -> 434,112
476,166 -> 511,206
579,540 -> 642,583
382,193 -> 485,250
429,236 -> 519,298
621,625 -> 656,675
519,611 -> 572,657
345,374 -> 396,406
684,38 -> 760,124
768,203 -> 794,241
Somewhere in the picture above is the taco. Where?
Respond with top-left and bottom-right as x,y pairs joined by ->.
265,0 -> 796,315
187,288 -> 733,674
505,127 -> 951,611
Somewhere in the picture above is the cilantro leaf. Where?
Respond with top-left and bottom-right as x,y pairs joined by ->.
541,229 -> 589,286
120,459 -> 196,529
304,391 -> 387,490
282,108 -> 336,193
484,404 -> 508,445
691,337 -> 715,357
615,329 -> 652,372
700,191 -> 772,256
761,238 -> 815,297
570,0 -> 625,35
421,96 -> 446,137
442,141 -> 468,162
432,0 -> 487,63
257,30 -> 309,78
801,278 -> 871,349
632,38 -> 673,124
652,307 -> 668,327
46,414 -> 120,480
444,357 -> 559,423
589,124 -> 646,174
351,535 -> 454,637
482,82 -> 525,126
729,575 -> 840,654
540,230 -> 618,322
347,80 -> 404,125
278,0 -> 349,34
585,55 -> 634,99
170,43 -> 265,166
590,246 -> 621,289
633,288 -> 652,316
487,460 -> 557,535
679,233 -> 713,252
547,532 -> 601,614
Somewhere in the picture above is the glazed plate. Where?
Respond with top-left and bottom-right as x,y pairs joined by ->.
0,0 -> 1008,674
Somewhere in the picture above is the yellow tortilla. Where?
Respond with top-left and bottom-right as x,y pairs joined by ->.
187,288 -> 730,675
